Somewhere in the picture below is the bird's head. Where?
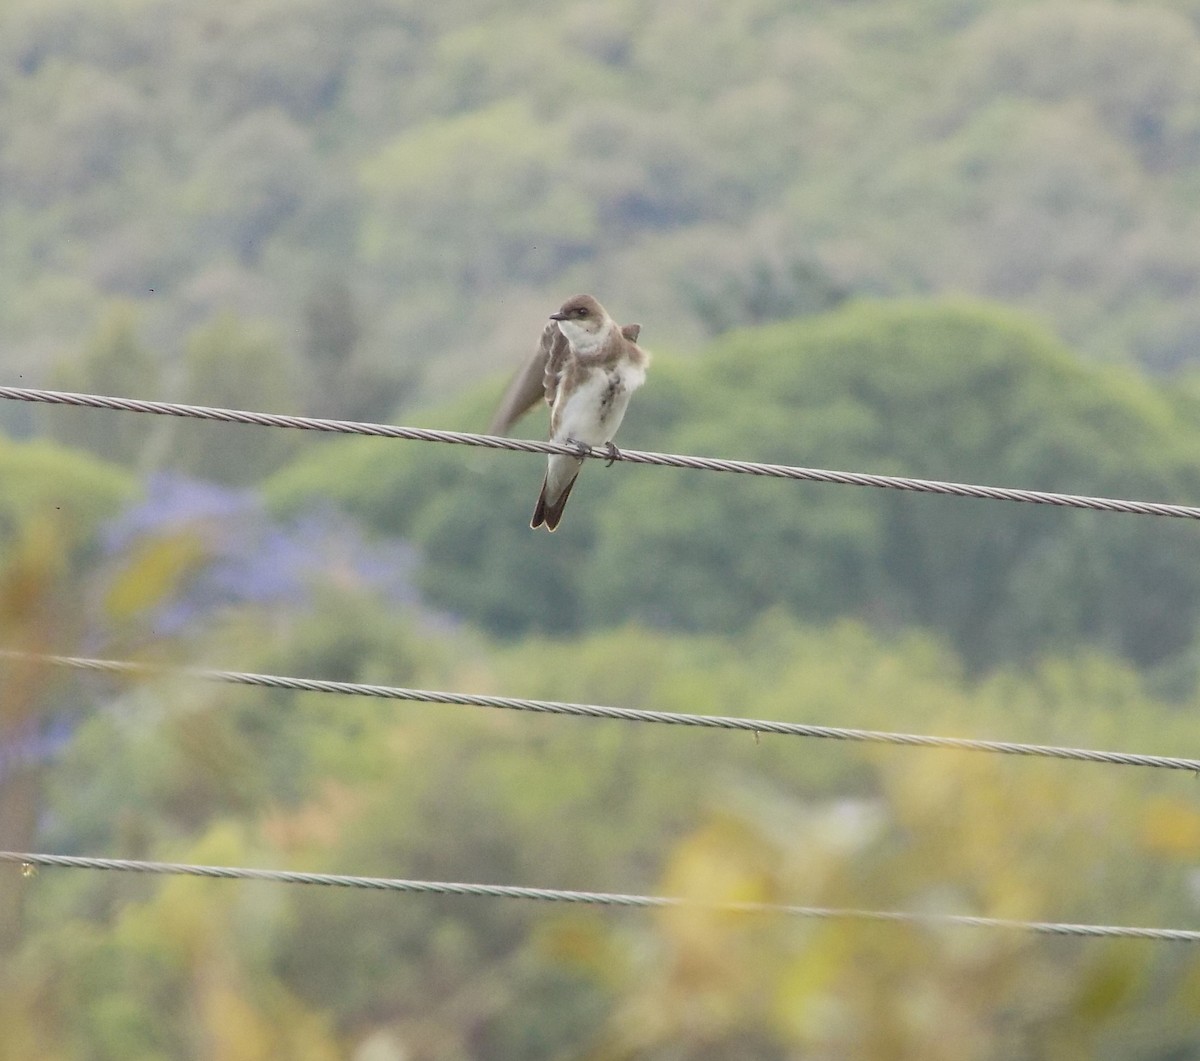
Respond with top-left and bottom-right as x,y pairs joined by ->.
550,294 -> 610,341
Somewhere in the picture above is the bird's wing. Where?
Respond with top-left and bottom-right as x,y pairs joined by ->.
488,322 -> 565,435
542,322 -> 571,408
488,321 -> 642,434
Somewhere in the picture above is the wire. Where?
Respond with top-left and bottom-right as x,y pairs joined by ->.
4,385 -> 1200,519
3,851 -> 1198,941
8,650 -> 1200,774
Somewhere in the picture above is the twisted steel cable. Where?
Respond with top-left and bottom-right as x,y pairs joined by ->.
5,385 -> 1200,518
3,851 -> 1198,941
7,651 -> 1199,773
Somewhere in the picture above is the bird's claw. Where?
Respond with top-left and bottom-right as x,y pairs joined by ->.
562,438 -> 619,464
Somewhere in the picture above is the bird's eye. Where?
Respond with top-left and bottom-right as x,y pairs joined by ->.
577,307 -> 589,316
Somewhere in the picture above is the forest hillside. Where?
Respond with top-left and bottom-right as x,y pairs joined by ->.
5,1 -> 1200,1058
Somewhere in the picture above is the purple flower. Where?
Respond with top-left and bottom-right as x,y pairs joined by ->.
0,715 -> 76,783
97,473 -> 422,635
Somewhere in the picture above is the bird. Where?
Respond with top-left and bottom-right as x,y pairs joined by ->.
493,295 -> 648,532
489,320 -> 640,437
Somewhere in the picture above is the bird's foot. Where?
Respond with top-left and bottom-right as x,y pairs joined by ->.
564,437 -> 592,459
603,441 -> 621,466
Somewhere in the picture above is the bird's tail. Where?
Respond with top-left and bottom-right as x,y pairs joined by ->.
531,465 -> 581,531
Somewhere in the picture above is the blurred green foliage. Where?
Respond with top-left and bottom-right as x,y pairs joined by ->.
167,313 -> 304,485
11,0 -> 1200,399
268,300 -> 1200,672
6,607 -> 1200,1058
41,305 -> 162,469
7,0 -> 1200,1055
0,436 -> 131,550
7,296 -> 1200,1053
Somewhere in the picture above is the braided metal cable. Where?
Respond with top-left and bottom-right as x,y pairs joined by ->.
4,385 -> 1200,518
3,851 -> 1198,941
9,651 -> 1199,773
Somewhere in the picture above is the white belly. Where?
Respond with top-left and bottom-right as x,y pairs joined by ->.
553,361 -> 645,446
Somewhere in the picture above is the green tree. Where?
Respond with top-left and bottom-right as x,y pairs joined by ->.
14,616 -> 1200,1057
359,100 -> 597,292
300,278 -> 415,422
0,441 -> 130,958
0,434 -> 132,547
268,300 -> 1200,672
42,305 -> 163,469
589,302 -> 1200,669
169,313 -> 307,485
183,108 -> 320,267
954,3 -> 1200,170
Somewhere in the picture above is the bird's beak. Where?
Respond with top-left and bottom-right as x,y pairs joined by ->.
549,312 -> 567,321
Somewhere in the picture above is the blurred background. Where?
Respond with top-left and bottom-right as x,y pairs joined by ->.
4,0 -> 1200,1057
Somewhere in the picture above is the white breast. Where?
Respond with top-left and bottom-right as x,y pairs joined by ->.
553,360 -> 645,447
557,319 -> 604,355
